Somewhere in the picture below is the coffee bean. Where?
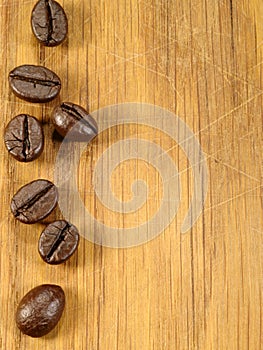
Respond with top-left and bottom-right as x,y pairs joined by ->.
9,65 -> 61,103
31,0 -> 68,47
4,114 -> 44,162
16,284 -> 65,337
52,102 -> 98,140
38,220 -> 79,264
11,179 -> 58,224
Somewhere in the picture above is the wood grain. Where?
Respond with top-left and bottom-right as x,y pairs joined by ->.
0,0 -> 262,349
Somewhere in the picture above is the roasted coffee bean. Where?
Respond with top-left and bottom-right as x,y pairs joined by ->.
52,102 -> 98,140
4,114 -> 44,162
11,179 -> 58,224
9,65 -> 61,103
38,220 -> 80,264
16,284 -> 65,338
31,0 -> 68,47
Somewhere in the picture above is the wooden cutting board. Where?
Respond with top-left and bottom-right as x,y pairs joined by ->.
0,0 -> 262,349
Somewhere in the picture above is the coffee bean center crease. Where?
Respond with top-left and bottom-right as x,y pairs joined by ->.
22,116 -> 30,159
46,222 -> 72,261
9,73 -> 60,87
45,0 -> 54,42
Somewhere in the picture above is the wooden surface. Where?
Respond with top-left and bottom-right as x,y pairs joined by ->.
0,0 -> 262,349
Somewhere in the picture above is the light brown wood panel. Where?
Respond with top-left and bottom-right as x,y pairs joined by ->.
0,0 -> 262,349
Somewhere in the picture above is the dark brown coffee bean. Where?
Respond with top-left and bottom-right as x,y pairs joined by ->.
38,220 -> 79,264
11,179 -> 58,224
16,284 -> 65,338
31,0 -> 68,47
9,65 -> 61,103
4,114 -> 44,162
52,102 -> 98,141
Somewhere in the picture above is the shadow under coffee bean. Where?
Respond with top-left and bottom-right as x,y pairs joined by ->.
11,179 -> 58,224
